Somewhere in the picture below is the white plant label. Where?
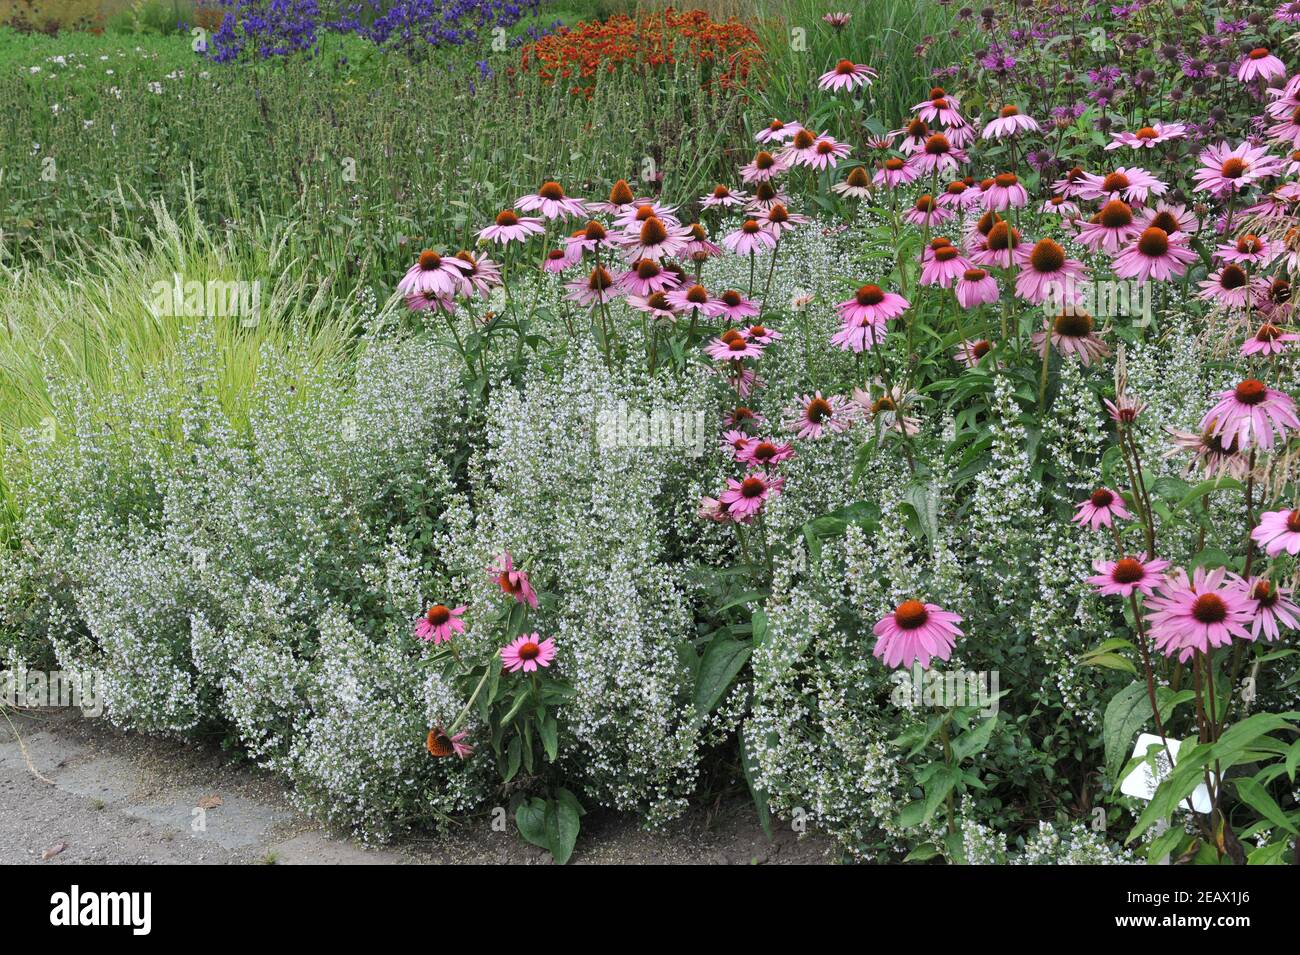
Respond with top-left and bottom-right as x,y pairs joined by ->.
1119,734 -> 1212,814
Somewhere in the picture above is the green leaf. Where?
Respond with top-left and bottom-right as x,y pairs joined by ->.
515,797 -> 548,850
751,608 -> 769,648
951,716 -> 998,762
738,726 -> 773,841
903,843 -> 941,862
539,714 -> 558,763
1103,680 -> 1151,781
1234,777 -> 1297,835
694,636 -> 752,716
544,795 -> 582,865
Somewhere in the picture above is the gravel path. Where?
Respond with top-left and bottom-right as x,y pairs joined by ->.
0,709 -> 829,865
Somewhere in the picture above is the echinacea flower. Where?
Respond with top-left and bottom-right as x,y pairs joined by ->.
500,632 -> 556,673
872,599 -> 964,670
783,130 -> 849,170
715,289 -> 760,322
627,291 -> 681,320
697,495 -> 732,523
1076,200 -> 1142,254
1241,577 -> 1300,641
1104,394 -> 1148,424
742,322 -> 781,344
1111,227 -> 1198,282
1073,487 -> 1134,530
755,118 -> 804,143
1076,167 -> 1167,204
1215,233 -> 1275,267
478,209 -> 545,244
940,179 -> 982,209
873,156 -> 919,189
490,552 -> 538,608
787,392 -> 854,439
757,203 -> 809,237
617,258 -> 680,296
832,166 -> 873,199
737,436 -> 796,468
426,726 -> 473,759
1197,264 -> 1264,308
719,471 -> 785,521
818,59 -> 876,92
1040,194 -> 1079,217
1241,323 -> 1300,356
1087,555 -> 1170,598
982,105 -> 1040,139
1165,425 -> 1249,479
836,284 -> 909,324
853,384 -> 920,436
955,268 -> 1000,308
1145,567 -> 1255,662
1251,508 -> 1300,556
705,333 -> 765,361
1137,202 -> 1199,236
1105,122 -> 1187,150
969,220 -> 1022,269
1034,309 -> 1110,366
621,215 -> 689,261
414,603 -> 467,643
565,266 -> 617,307
980,172 -> 1029,210
1192,141 -> 1286,199
701,184 -> 749,208
516,181 -> 588,219
954,337 -> 994,367
398,249 -> 471,298
912,92 -> 963,127
740,150 -> 790,184
1238,47 -> 1286,83
904,194 -> 951,227
1200,379 -> 1300,452
723,219 -> 778,256
453,251 -> 502,298
909,133 -> 966,176
667,283 -> 724,316
1014,238 -> 1087,303
724,405 -> 767,430
920,241 -> 970,288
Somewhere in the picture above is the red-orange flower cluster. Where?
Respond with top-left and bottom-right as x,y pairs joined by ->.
519,9 -> 762,97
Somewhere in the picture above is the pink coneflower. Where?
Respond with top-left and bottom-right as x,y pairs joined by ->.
1073,487 -> 1134,530
414,603 -> 467,643
912,91 -> 963,126
1111,227 -> 1198,282
745,180 -> 793,214
831,313 -> 888,352
1242,577 -> 1300,641
982,105 -> 1040,139
1198,265 -> 1263,308
405,290 -> 456,313
426,726 -> 474,759
1076,167 -> 1167,204
1252,508 -> 1300,556
1034,310 -> 1110,366
500,632 -> 556,673
1087,555 -> 1170,598
737,436 -> 795,468
920,241 -> 970,288
980,172 -> 1029,210
719,472 -> 784,521
954,338 -> 994,367
872,599 -> 964,671
516,181 -> 587,219
621,215 -> 689,262
1104,394 -> 1148,424
612,201 -> 681,231
786,392 -> 854,439
955,268 -> 1000,308
1145,567 -> 1255,662
757,203 -> 809,237
565,265 -> 617,307
853,384 -> 920,436
873,156 -> 918,189
939,179 -> 982,210
836,284 -> 909,325
724,405 -> 767,430
1238,47 -> 1286,83
683,223 -> 722,262
1216,233 -> 1275,266
398,249 -> 472,298
832,166 -> 873,199
1014,238 -> 1087,303
666,283 -> 724,316
782,129 -> 843,169
697,495 -> 731,523
909,133 -> 966,176
740,150 -> 790,184
1267,110 -> 1300,149
453,251 -> 502,298
715,289 -> 760,322
589,179 -> 643,216
705,333 -> 765,361
822,11 -> 851,29
1137,202 -> 1199,236
1201,379 -> 1300,452
1241,323 -> 1300,357
969,221 -> 1022,269
627,291 -> 680,320
756,118 -> 804,143
818,59 -> 876,92
721,427 -> 754,460
1105,122 -> 1187,150
904,194 -> 951,227
1040,194 -> 1080,217
617,258 -> 680,296
1053,166 -> 1089,198
701,184 -> 749,208
490,552 -> 538,609
1076,200 -> 1141,254
895,116 -> 932,155
723,218 -> 778,256
478,208 -> 545,245
1192,141 -> 1286,199
542,249 -> 577,274
564,220 -> 613,259
1165,424 -> 1249,479
742,322 -> 781,345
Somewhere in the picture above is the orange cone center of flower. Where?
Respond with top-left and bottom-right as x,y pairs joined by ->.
929,86 -> 946,98
1220,265 -> 1247,290
733,406 -> 754,421
1190,593 -> 1227,624
1257,323 -> 1282,342
1102,172 -> 1131,193
640,217 -> 668,246
426,605 -> 451,625
894,600 -> 930,630
1248,47 -> 1269,59
589,267 -> 613,290
914,195 -> 936,212
1098,200 -> 1133,228
427,729 -> 454,757
495,210 -> 520,226
907,118 -> 928,138
1253,581 -> 1278,605
856,285 -> 885,305
1221,157 -> 1247,179
748,325 -> 767,337
994,172 -> 1018,188
721,328 -> 744,345
742,220 -> 762,234
1090,488 -> 1114,507
518,641 -> 540,660
418,250 -> 441,269
816,141 -> 835,155
753,442 -> 777,461
721,290 -> 742,307
499,573 -> 520,594
768,204 -> 790,223
847,168 -> 871,187
683,285 -> 707,304
885,157 -> 905,171
584,221 -> 606,241
1055,310 -> 1094,337
792,130 -> 816,150
963,268 -> 988,282
971,340 -> 991,357
947,181 -> 968,195
806,398 -> 831,422
741,477 -> 766,498
925,134 -> 951,154
1149,211 -> 1179,233
538,181 -> 566,200
999,104 -> 1019,117
1112,558 -> 1144,584
1288,511 -> 1300,533
1136,126 -> 1159,140
835,59 -> 856,74
647,292 -> 671,311
987,222 -> 1019,251
1237,235 -> 1261,254
609,179 -> 634,204
1136,227 -> 1169,257
932,97 -> 948,109
1235,379 -> 1267,405
755,151 -> 775,169
872,396 -> 896,413
935,245 -> 959,261
1030,239 -> 1066,272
